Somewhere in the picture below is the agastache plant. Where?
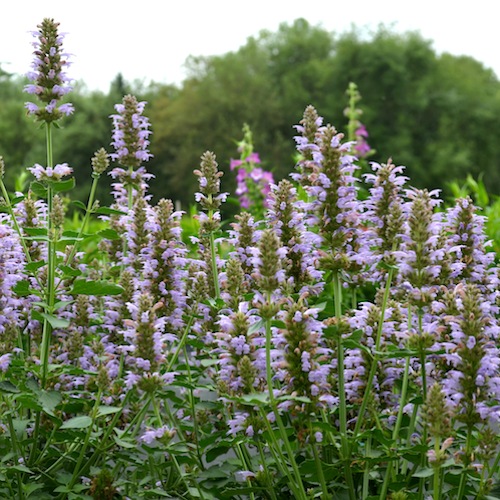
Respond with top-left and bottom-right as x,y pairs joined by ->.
4,20 -> 500,499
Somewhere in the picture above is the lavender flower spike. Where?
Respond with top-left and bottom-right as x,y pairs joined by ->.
24,18 -> 74,123
110,95 -> 153,169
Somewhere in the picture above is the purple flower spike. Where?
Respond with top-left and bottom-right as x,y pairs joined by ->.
110,95 -> 153,169
24,18 -> 73,123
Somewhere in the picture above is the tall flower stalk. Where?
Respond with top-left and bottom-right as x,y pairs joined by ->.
23,18 -> 74,388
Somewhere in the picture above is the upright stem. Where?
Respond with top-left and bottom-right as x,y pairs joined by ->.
264,292 -> 307,500
457,426 -> 473,500
333,272 -> 356,500
208,202 -> 220,300
40,123 -> 56,388
353,268 -> 395,439
63,171 -> 101,267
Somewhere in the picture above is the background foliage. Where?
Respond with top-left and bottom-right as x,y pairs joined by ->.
1,19 -> 500,208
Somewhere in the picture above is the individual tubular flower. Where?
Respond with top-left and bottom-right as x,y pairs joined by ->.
24,18 -> 74,122
110,95 -> 153,169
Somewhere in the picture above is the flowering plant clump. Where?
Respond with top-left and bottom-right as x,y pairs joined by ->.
2,18 -> 500,500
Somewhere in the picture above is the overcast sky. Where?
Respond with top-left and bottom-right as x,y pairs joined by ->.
1,1 -> 498,92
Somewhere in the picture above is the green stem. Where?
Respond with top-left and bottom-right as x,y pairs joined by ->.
363,436 -> 371,499
67,389 -> 103,490
63,172 -> 101,268
432,438 -> 441,500
256,440 -> 278,500
333,272 -> 356,500
310,434 -> 329,499
263,300 -> 307,500
166,316 -> 194,371
183,345 -> 204,469
208,208 -> 220,300
353,268 -> 395,439
259,407 -> 301,498
457,426 -> 473,500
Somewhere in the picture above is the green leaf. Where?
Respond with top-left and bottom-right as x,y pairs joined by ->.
23,227 -> 48,237
52,177 -> 75,193
10,464 -> 33,474
0,381 -> 20,394
96,406 -> 121,417
39,313 -> 70,329
248,319 -> 265,335
71,200 -> 87,211
70,279 -> 124,296
13,280 -> 36,297
30,181 -> 47,198
413,467 -> 436,478
97,228 -> 121,240
238,392 -> 269,406
95,206 -> 127,216
58,265 -> 82,277
25,260 -> 46,272
39,390 -> 62,414
113,436 -> 136,449
60,416 -> 92,429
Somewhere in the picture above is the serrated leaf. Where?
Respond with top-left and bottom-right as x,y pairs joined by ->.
0,381 -> 20,394
97,228 -> 121,240
95,207 -> 127,216
60,416 -> 92,429
39,390 -> 62,413
97,405 -> 121,417
248,319 -> 265,335
30,181 -> 47,198
58,265 -> 82,277
13,280 -> 34,297
52,177 -> 75,193
70,279 -> 124,296
25,260 -> 46,272
413,467 -> 435,478
23,227 -> 48,237
71,200 -> 87,211
10,464 -> 33,473
39,313 -> 70,329
238,392 -> 269,406
113,436 -> 136,449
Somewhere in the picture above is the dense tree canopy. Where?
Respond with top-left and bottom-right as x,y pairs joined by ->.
1,19 -> 500,209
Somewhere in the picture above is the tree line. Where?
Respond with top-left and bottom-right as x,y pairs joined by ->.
1,18 -> 500,209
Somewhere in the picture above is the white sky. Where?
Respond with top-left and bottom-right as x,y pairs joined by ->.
1,1 -> 498,92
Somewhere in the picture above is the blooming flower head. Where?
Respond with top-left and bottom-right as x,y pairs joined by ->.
28,163 -> 73,182
110,94 -> 153,168
24,18 -> 74,122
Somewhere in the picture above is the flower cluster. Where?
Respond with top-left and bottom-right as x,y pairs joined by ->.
24,18 -> 74,122
230,125 -> 274,216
